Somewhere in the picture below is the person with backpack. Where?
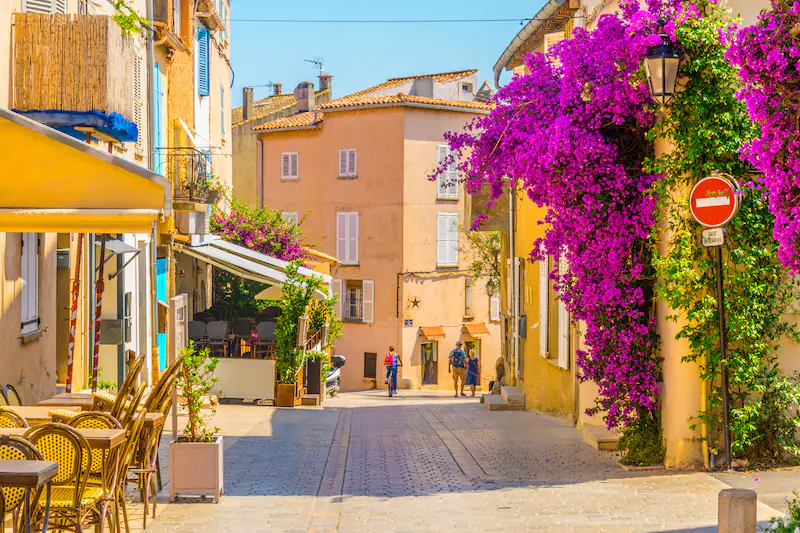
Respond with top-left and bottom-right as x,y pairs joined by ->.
384,346 -> 402,395
448,341 -> 467,397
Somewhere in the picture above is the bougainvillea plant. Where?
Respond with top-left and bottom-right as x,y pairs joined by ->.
728,0 -> 800,274
436,6 -> 664,429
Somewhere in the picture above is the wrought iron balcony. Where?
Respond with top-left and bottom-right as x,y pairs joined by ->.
154,147 -> 219,205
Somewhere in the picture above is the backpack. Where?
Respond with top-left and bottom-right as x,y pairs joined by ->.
384,353 -> 395,366
450,349 -> 466,368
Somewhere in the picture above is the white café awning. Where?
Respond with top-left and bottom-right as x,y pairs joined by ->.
175,235 -> 330,300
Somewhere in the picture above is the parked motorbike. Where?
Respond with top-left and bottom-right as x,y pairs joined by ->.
326,355 -> 346,397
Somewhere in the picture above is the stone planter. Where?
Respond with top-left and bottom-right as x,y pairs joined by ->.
276,383 -> 296,407
169,436 -> 224,502
207,189 -> 222,204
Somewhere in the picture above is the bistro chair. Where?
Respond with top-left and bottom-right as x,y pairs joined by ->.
254,322 -> 277,359
206,321 -> 229,358
94,354 -> 145,418
67,413 -> 122,484
209,304 -> 228,320
3,385 -> 22,406
0,407 -> 28,428
189,320 -> 207,346
0,434 -> 45,533
231,318 -> 253,357
118,383 -> 148,428
24,423 -> 100,533
116,407 -> 148,531
0,389 -> 8,407
193,311 -> 214,323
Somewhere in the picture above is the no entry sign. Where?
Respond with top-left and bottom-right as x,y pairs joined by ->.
689,175 -> 738,227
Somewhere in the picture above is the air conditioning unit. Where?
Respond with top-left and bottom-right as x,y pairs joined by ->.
175,210 -> 210,235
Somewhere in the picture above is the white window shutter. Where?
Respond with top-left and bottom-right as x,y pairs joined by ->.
349,149 -> 357,176
336,213 -> 347,263
557,253 -> 570,369
332,279 -> 342,317
539,253 -> 549,358
437,213 -> 448,265
291,153 -> 298,177
134,51 -> 144,154
21,233 -> 39,336
490,296 -> 500,321
282,154 -> 290,178
23,0 -> 64,13
448,152 -> 459,198
348,212 -> 359,265
447,214 -> 459,266
339,149 -> 348,177
362,280 -> 374,323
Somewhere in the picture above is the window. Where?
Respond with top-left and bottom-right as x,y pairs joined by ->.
134,51 -> 144,154
281,152 -> 298,180
557,254 -> 570,370
338,149 -> 357,178
464,278 -> 474,317
490,296 -> 500,321
21,233 -> 39,336
462,83 -> 473,93
437,213 -> 459,267
281,212 -> 299,226
197,28 -> 210,97
333,279 -> 374,324
336,212 -> 358,265
363,352 -> 377,379
23,0 -> 66,13
437,145 -> 459,199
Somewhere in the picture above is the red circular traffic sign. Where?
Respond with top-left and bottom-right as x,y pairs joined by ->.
689,175 -> 738,228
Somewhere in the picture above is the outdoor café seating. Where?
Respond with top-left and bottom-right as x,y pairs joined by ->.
187,318 -> 278,360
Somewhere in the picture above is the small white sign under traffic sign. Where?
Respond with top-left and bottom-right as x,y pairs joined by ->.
701,227 -> 725,248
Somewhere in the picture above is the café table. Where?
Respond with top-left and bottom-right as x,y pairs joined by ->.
10,406 -> 81,425
36,393 -> 95,412
0,459 -> 57,533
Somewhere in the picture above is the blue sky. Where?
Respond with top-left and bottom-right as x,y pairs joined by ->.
229,0 -> 543,107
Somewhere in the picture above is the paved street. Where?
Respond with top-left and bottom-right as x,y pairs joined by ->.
128,391 -> 786,533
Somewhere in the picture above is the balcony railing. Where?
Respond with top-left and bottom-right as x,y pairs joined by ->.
155,147 -> 218,204
13,13 -> 134,119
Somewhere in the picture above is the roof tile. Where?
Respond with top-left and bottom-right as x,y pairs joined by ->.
252,111 -> 323,131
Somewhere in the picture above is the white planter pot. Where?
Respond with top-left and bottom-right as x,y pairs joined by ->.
169,436 -> 224,502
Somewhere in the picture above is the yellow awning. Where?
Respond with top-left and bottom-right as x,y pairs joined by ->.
0,108 -> 171,232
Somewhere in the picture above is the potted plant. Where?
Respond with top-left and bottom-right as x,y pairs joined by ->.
169,342 -> 223,502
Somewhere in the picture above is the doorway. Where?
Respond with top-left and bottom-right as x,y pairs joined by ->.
421,342 -> 438,385
464,339 -> 481,384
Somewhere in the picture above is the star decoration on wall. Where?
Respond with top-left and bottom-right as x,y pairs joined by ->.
410,297 -> 421,309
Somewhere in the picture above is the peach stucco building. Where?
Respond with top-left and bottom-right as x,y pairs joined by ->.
252,71 -> 501,391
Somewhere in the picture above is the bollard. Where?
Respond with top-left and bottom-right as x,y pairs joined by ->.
719,488 -> 757,533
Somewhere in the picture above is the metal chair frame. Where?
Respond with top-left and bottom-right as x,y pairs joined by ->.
4,385 -> 22,406
0,407 -> 29,428
0,434 -> 46,533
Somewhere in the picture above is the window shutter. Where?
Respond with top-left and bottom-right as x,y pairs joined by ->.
447,214 -> 459,266
437,145 -> 458,199
339,149 -> 348,177
362,280 -> 374,324
172,0 -> 181,35
134,51 -> 144,154
23,0 -> 64,13
349,149 -> 357,176
154,63 -> 164,172
490,296 -> 500,321
291,153 -> 298,177
55,0 -> 66,13
336,213 -> 347,262
21,233 -> 39,336
332,279 -> 342,317
538,252 -> 549,358
437,213 -> 448,265
448,152 -> 459,198
557,254 -> 570,369
198,29 -> 210,97
464,278 -> 473,317
348,212 -> 359,265
282,154 -> 290,178
437,145 -> 448,198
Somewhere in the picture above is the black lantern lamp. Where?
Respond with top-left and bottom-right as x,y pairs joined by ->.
644,20 -> 682,108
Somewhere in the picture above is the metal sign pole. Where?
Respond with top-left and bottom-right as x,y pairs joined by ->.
715,244 -> 732,471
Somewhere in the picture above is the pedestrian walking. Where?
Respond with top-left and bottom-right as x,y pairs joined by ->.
466,349 -> 480,397
384,346 -> 402,396
448,341 -> 467,397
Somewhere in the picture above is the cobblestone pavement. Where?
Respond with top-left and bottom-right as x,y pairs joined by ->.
125,391 -> 783,533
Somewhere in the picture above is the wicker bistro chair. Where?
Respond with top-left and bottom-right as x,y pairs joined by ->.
23,423 -> 102,533
93,354 -> 146,417
0,389 -> 8,407
205,321 -> 229,358
0,434 -> 46,533
4,385 -> 22,406
67,413 -> 122,486
0,407 -> 28,428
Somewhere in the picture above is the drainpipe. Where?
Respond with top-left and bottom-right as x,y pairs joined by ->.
509,186 -> 519,383
150,222 -> 159,384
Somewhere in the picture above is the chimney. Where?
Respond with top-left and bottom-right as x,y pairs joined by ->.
293,81 -> 316,112
319,73 -> 333,94
274,82 -> 282,96
242,87 -> 254,121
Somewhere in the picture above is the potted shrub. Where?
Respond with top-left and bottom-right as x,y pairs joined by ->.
169,342 -> 223,502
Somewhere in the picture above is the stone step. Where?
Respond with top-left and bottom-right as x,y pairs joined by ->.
485,395 -> 509,411
302,394 -> 321,406
582,424 -> 620,451
501,386 -> 525,408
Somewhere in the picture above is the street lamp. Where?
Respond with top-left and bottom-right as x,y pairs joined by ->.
644,20 -> 682,108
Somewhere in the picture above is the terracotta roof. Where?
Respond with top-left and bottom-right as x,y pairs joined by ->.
319,93 -> 492,112
232,94 -> 297,125
252,111 -> 323,131
344,69 -> 477,99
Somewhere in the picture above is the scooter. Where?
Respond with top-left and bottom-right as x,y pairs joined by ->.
326,355 -> 346,397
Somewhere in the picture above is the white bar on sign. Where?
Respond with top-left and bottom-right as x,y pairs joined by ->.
696,196 -> 731,208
